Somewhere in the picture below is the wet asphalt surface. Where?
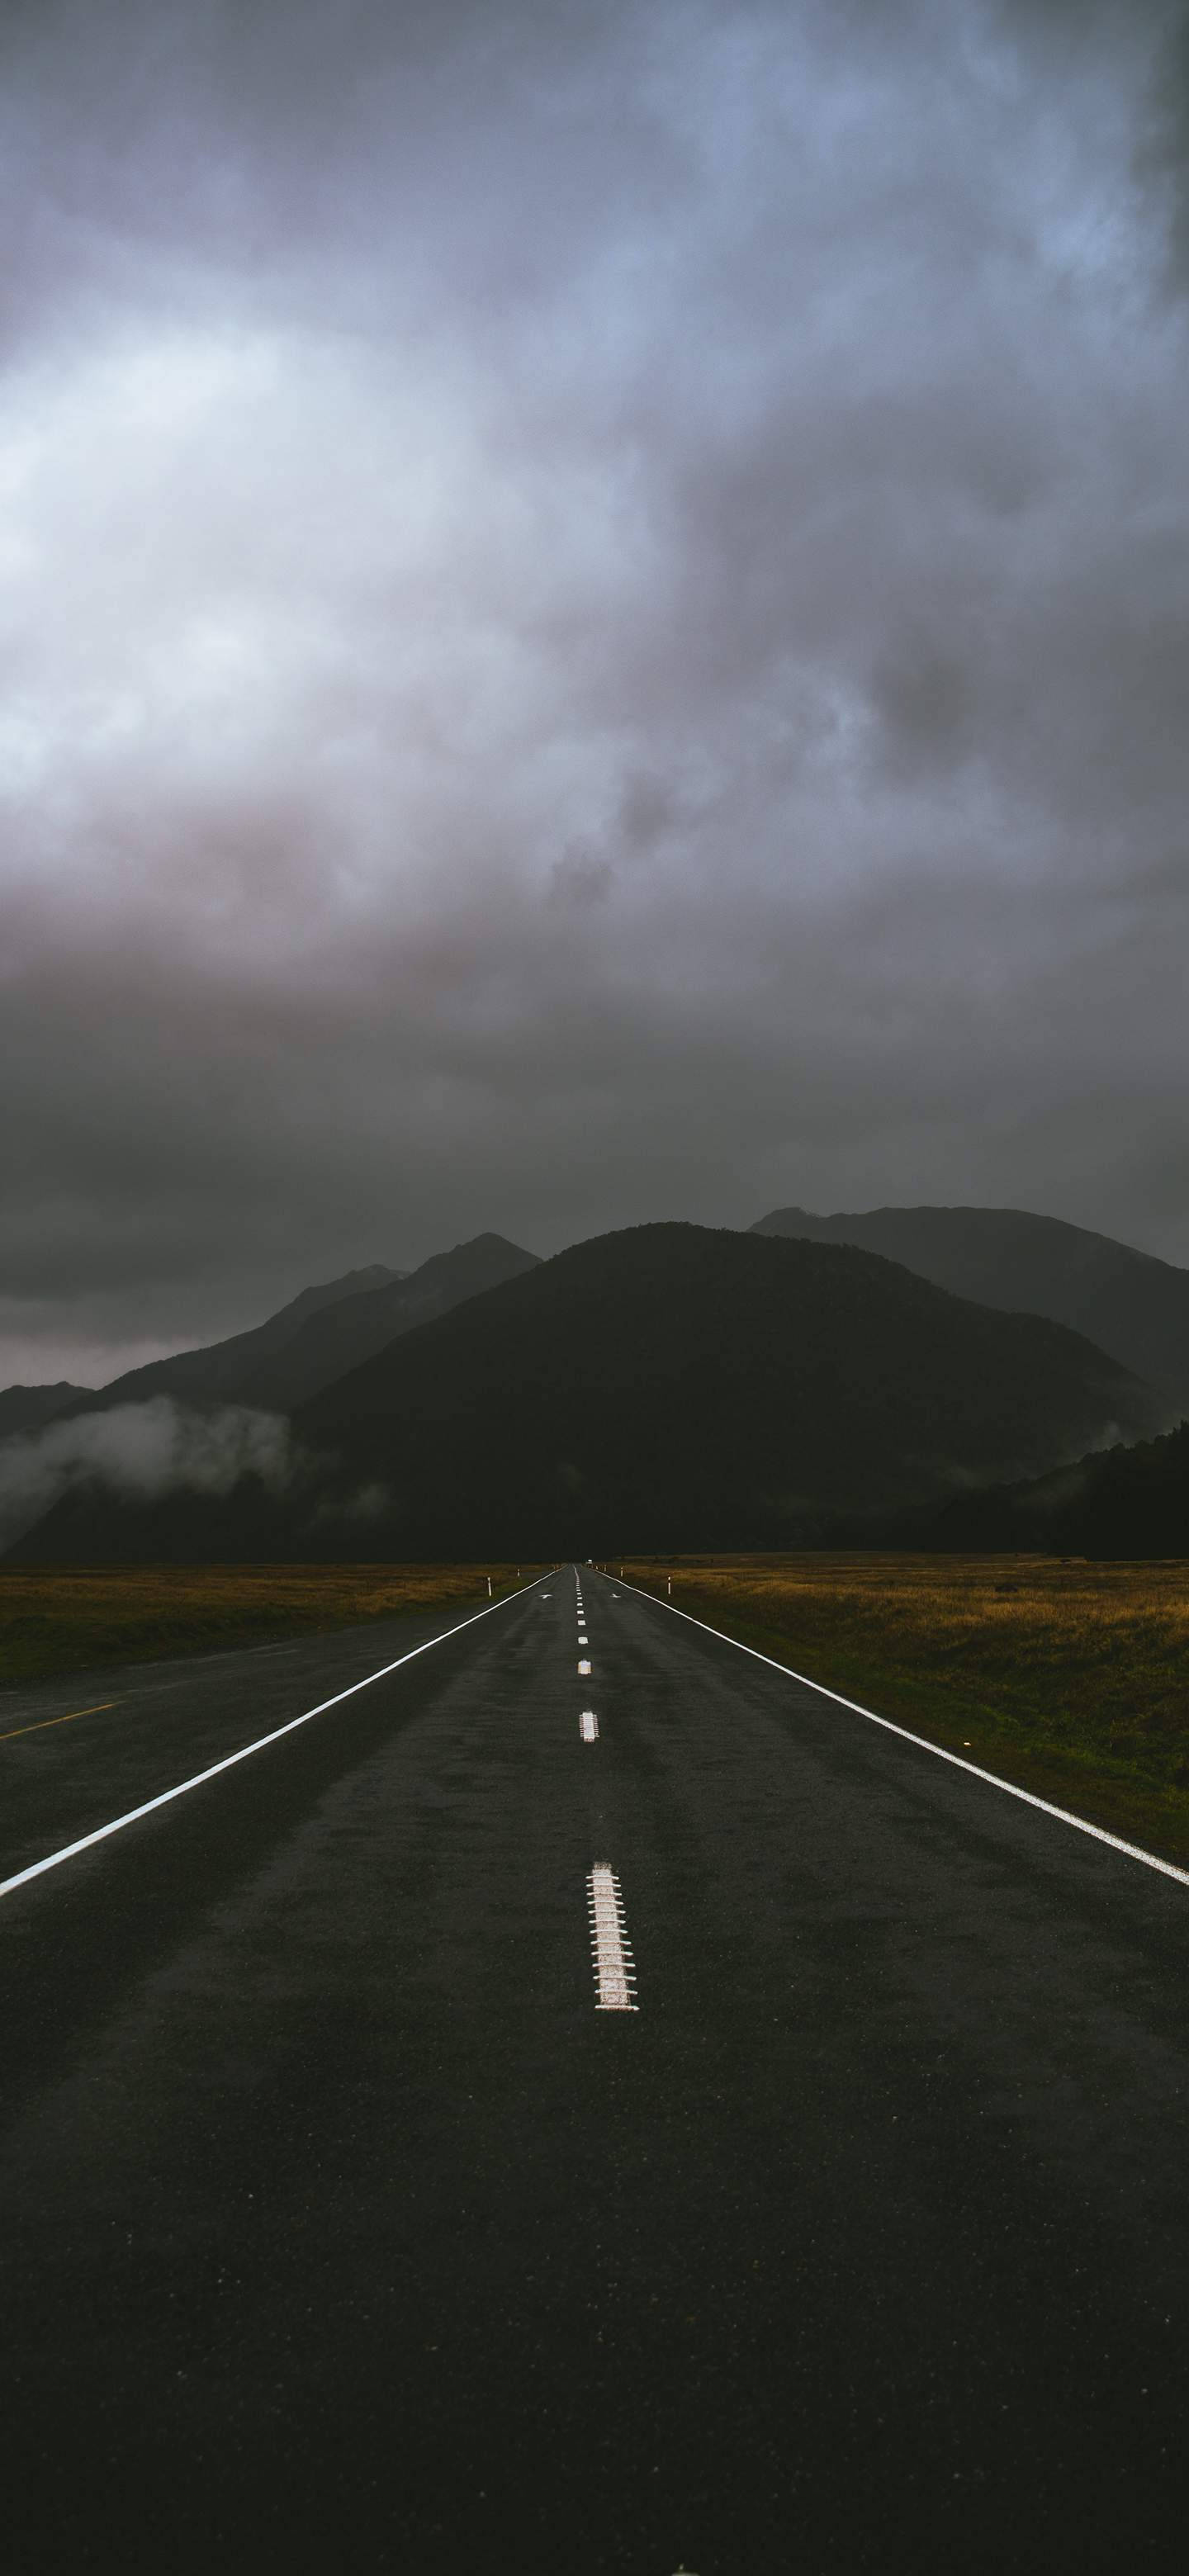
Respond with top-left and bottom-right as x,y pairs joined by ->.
2,1565 -> 1189,2573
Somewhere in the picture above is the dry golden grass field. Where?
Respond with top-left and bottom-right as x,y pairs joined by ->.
0,1563 -> 542,1693
619,1554 -> 1189,1864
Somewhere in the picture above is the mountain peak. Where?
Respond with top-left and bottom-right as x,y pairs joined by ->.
17,1219 -> 1160,1560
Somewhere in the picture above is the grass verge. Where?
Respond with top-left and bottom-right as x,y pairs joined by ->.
0,1562 -> 545,1692
618,1553 -> 1189,1868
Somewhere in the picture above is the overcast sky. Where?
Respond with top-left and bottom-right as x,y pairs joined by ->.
4,0 -> 1188,1384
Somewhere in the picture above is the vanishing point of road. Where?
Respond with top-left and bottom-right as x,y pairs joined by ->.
2,1568 -> 1188,2570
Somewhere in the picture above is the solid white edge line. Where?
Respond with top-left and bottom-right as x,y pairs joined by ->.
599,1570 -> 1189,1892
0,1574 -> 553,1904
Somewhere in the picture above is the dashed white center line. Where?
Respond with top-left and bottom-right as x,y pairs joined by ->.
578,1659 -> 591,1674
587,1864 -> 637,2009
580,1710 -> 599,1740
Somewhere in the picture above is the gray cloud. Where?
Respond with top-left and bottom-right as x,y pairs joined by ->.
2,0 -> 1189,1384
0,1398 -> 292,1548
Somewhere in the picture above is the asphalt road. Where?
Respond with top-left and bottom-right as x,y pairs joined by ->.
3,1565 -> 1189,2573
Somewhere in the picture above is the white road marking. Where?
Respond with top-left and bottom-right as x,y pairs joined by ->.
600,1571 -> 1189,1893
578,1633 -> 588,1645
587,1863 -> 637,2008
578,1659 -> 592,1674
0,1574 -> 553,1905
580,1710 -> 599,1741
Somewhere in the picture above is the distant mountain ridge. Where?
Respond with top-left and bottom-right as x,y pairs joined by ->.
241,1234 -> 541,1408
14,1223 -> 1164,1561
0,1236 -> 540,1428
0,1384 -> 88,1440
752,1203 -> 1189,1407
45,1264 -> 405,1420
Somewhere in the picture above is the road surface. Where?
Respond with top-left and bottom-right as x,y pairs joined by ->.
2,1566 -> 1188,2571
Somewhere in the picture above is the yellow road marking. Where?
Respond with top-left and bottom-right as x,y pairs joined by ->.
0,1702 -> 117,1745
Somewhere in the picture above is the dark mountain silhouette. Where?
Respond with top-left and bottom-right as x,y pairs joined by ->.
13,1223 -> 1163,1562
752,1204 -> 1189,1409
0,1383 -> 88,1439
51,1264 -> 405,1419
242,1234 -> 541,1408
905,1418 -> 1189,1557
13,1239 -> 538,1428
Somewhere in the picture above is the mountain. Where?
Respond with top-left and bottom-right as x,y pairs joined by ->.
53,1264 -> 405,1419
0,1384 -> 88,1439
240,1234 -> 541,1408
14,1223 -> 1163,1562
751,1205 -> 1189,1409
909,1419 -> 1189,1557
17,1239 -> 539,1427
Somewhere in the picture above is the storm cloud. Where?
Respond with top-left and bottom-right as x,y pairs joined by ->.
3,0 -> 1188,1381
